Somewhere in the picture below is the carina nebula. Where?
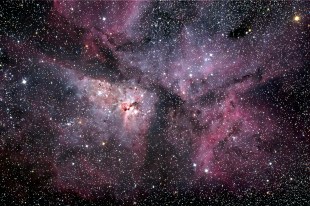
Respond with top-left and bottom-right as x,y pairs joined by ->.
0,1 -> 309,205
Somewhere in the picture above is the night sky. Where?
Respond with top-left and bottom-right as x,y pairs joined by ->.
0,1 -> 309,205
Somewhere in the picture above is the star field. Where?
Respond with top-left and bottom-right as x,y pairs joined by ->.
0,1 -> 309,205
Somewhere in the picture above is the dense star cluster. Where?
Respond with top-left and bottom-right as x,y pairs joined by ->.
0,1 -> 309,205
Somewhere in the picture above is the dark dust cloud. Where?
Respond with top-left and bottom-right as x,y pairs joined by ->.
0,1 -> 309,205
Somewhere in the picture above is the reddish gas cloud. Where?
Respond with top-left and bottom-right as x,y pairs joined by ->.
0,0 -> 308,204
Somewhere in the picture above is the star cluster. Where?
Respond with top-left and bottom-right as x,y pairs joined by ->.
0,1 -> 309,205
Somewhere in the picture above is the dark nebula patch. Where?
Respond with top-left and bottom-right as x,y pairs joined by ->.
0,1 -> 309,205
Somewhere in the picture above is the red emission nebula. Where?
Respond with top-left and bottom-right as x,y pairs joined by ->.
0,1 -> 309,205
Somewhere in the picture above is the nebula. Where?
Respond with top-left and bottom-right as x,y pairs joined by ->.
0,1 -> 309,205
